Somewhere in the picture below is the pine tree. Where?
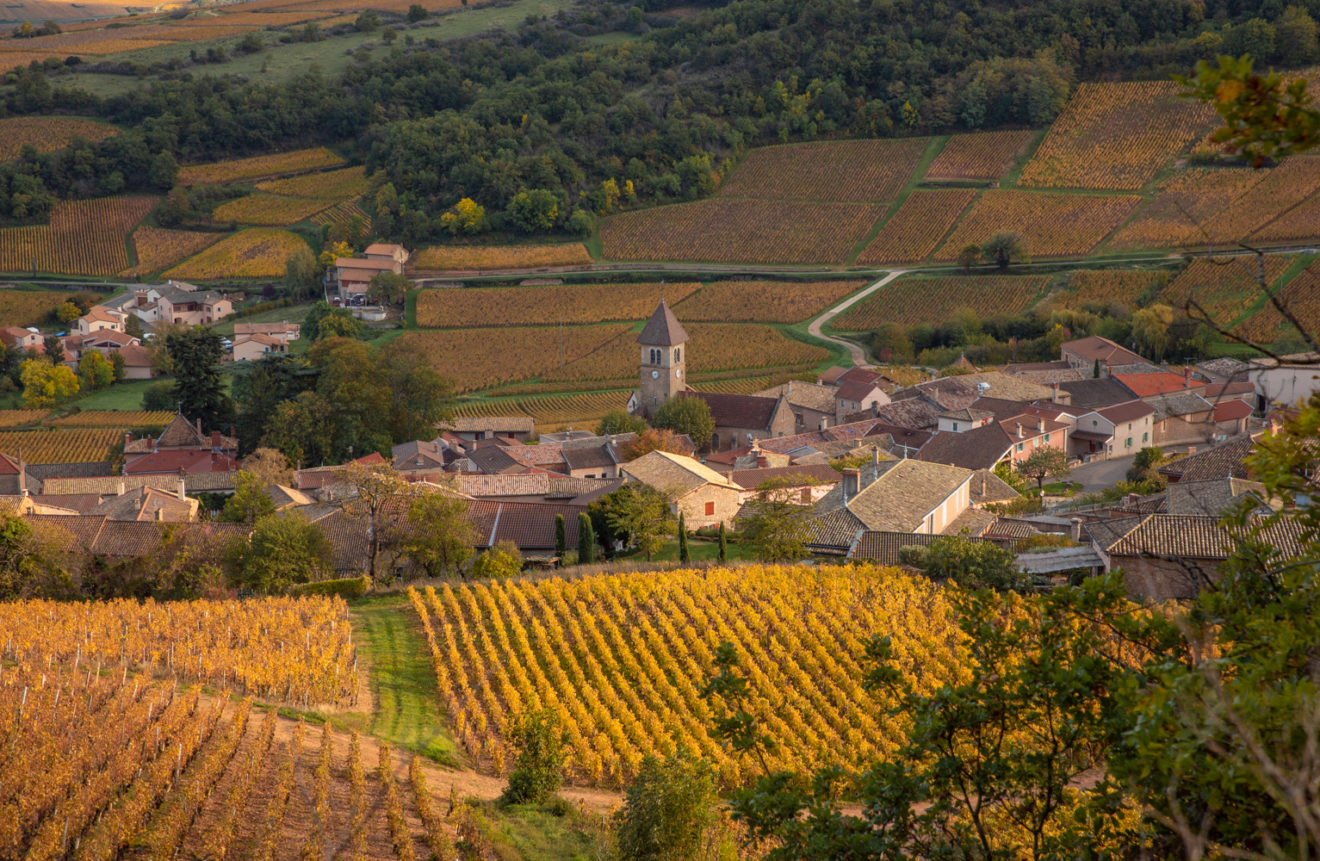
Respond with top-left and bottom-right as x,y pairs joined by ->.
678,512 -> 689,563
577,513 -> 596,564
718,522 -> 727,563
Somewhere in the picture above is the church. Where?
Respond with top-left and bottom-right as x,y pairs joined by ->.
627,298 -> 795,452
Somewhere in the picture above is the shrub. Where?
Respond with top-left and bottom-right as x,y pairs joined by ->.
288,576 -> 371,598
501,709 -> 565,804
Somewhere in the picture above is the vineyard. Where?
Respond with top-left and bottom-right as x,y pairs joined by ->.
411,243 -> 593,270
933,190 -> 1142,260
415,282 -> 701,328
48,410 -> 176,427
1105,168 -> 1268,251
670,280 -> 865,323
0,596 -> 357,705
0,410 -> 47,428
129,225 -> 225,275
0,288 -> 95,327
1201,156 -> 1320,242
409,565 -> 967,788
834,274 -> 1050,330
718,137 -> 929,202
601,199 -> 884,264
0,428 -> 122,464
399,325 -> 632,393
452,391 -> 631,427
0,116 -> 119,161
1239,261 -> 1320,343
177,147 -> 346,186
211,193 -> 333,226
1017,81 -> 1218,190
1164,257 -> 1292,331
856,189 -> 978,264
0,197 -> 158,276
1048,270 -> 1166,310
256,165 -> 369,199
312,199 -> 371,231
163,228 -> 310,280
924,130 -> 1036,182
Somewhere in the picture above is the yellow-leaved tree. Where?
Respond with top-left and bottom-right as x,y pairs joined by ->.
20,359 -> 78,408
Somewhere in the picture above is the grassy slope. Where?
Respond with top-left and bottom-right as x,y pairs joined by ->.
349,594 -> 461,766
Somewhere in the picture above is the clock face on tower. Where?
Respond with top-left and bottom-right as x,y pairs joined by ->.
676,369 -> 682,378
651,370 -> 659,379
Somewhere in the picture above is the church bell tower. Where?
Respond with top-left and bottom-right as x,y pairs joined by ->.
636,298 -> 689,417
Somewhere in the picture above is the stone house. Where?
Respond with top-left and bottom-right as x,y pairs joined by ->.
1061,335 -> 1152,378
0,326 -> 42,351
1068,400 -> 1156,460
687,391 -> 795,452
76,305 -> 127,335
811,455 -> 976,537
619,450 -> 744,529
232,333 -> 289,362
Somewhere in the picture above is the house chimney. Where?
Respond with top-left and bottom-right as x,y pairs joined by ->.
118,480 -> 125,496
1051,381 -> 1059,403
124,431 -> 131,449
154,506 -> 163,522
1037,418 -> 1045,433
871,402 -> 880,418
1017,423 -> 1024,439
196,418 -> 202,434
842,468 -> 859,501
211,430 -> 221,449
1070,517 -> 1083,542
1183,366 -> 1191,388
872,446 -> 880,467
177,475 -> 186,501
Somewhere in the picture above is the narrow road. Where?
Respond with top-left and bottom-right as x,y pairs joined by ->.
806,270 -> 906,367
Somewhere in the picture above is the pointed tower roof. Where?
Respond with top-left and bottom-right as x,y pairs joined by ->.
636,299 -> 689,346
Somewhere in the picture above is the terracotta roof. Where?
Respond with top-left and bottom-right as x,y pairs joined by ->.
687,391 -> 780,431
620,451 -> 741,497
636,299 -> 688,346
730,463 -> 839,489
364,243 -> 406,256
392,440 -> 448,471
1212,399 -> 1253,422
869,397 -> 943,429
24,515 -> 247,558
984,517 -> 1048,540
335,257 -> 396,271
835,379 -> 883,402
31,493 -> 102,513
457,474 -> 552,497
1114,371 -> 1207,399
124,449 -> 240,475
1062,336 -> 1149,367
234,333 -> 284,348
1096,400 -> 1155,423
153,414 -> 209,449
1003,360 -> 1085,385
234,322 -> 299,336
267,484 -> 315,508
117,343 -> 153,367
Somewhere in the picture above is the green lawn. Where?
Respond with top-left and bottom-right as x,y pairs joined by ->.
73,377 -> 162,410
348,595 -> 460,766
618,536 -> 756,563
211,301 -> 317,337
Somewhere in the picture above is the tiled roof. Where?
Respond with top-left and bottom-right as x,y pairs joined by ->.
806,507 -> 864,552
124,450 -> 240,475
1163,478 -> 1268,517
1062,336 -> 1149,367
1212,399 -> 1253,422
817,458 -> 973,532
944,506 -> 998,536
687,392 -> 779,431
468,500 -> 585,551
1149,393 -> 1212,421
852,530 -> 986,564
918,425 -> 1011,471
267,484 -> 314,508
234,322 -> 299,335
392,440 -> 448,471
457,473 -> 551,497
1060,378 -> 1137,409
1003,360 -> 1085,385
37,472 -> 238,495
1114,371 -> 1207,399
969,469 -> 1020,505
1096,400 -> 1155,423
1098,514 -> 1306,559
1201,381 -> 1257,400
466,446 -> 523,475
749,419 -> 884,455
984,517 -> 1047,540
869,398 -> 943,429
730,464 -> 840,489
621,451 -> 741,496
1084,517 -> 1143,550
117,343 -> 153,367
561,443 -> 617,471
441,416 -> 536,433
637,299 -> 689,346
1196,357 -> 1251,380
87,486 -> 197,522
1156,433 -> 1256,480
836,379 -> 882,402
24,515 -> 248,558
754,380 -> 838,413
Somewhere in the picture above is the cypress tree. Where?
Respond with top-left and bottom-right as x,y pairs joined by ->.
678,511 -> 689,563
554,513 -> 566,561
718,521 -> 727,562
577,512 -> 595,564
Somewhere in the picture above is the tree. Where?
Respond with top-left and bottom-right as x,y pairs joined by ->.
957,243 -> 982,272
375,338 -> 454,443
717,522 -> 727,562
981,230 -> 1028,269
241,447 -> 295,486
1126,445 -> 1167,484
42,334 -> 62,364
439,197 -> 487,235
739,477 -> 813,562
221,471 -> 277,524
404,489 -> 476,577
508,189 -> 560,233
1016,447 -> 1070,495
615,750 -> 724,861
652,397 -> 715,451
554,513 -> 566,561
76,351 -> 114,390
109,351 -> 125,382
596,408 -> 647,436
0,505 -> 70,600
620,428 -> 687,460
328,462 -> 416,583
141,379 -> 175,412
304,301 -> 363,341
367,271 -> 410,305
677,511 -> 689,563
56,300 -> 81,324
592,484 -> 673,561
920,534 -> 1023,591
283,245 -> 320,298
166,327 -> 232,430
407,3 -> 427,21
470,540 -> 522,578
501,709 -> 565,804
261,391 -> 335,467
237,512 -> 333,594
1178,55 -> 1320,165
577,512 -> 596,564
1130,303 -> 1174,360
20,359 -> 77,408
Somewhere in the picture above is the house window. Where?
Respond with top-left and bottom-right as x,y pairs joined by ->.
1044,433 -> 1051,443
1125,438 -> 1133,448
1142,432 -> 1148,443
800,488 -> 811,503
952,422 -> 959,431
704,501 -> 715,516
1016,442 -> 1025,452
674,347 -> 681,363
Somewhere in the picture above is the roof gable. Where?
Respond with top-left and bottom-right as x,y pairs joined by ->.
636,299 -> 689,346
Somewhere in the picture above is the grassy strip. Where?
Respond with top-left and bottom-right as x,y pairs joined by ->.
843,135 -> 948,265
350,594 -> 461,766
